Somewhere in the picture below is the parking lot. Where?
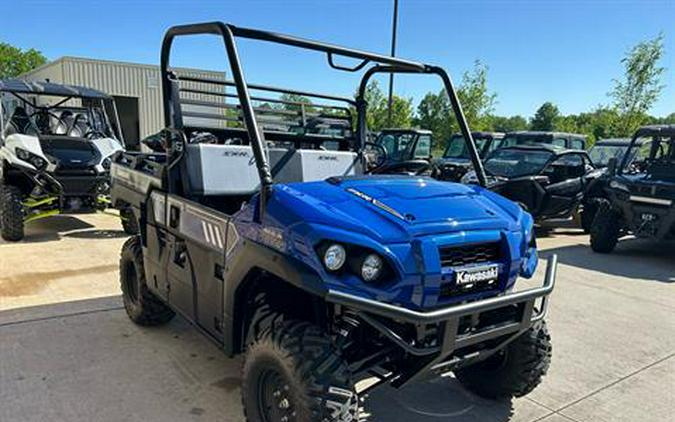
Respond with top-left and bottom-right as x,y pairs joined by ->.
1,214 -> 673,422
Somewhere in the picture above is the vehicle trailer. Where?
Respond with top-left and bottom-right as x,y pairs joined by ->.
111,21 -> 556,421
0,79 -> 125,241
591,125 -> 675,253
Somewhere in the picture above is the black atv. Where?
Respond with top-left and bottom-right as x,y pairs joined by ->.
590,125 -> 675,253
462,144 -> 602,224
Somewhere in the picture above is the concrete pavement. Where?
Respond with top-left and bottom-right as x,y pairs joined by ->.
1,215 -> 674,421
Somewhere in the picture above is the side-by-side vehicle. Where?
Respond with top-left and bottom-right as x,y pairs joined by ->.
591,125 -> 675,253
111,22 -> 556,421
0,80 -> 125,241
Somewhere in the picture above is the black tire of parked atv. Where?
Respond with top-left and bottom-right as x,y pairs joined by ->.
119,236 -> 175,325
120,207 -> 139,235
242,318 -> 359,422
455,321 -> 552,399
580,198 -> 601,234
590,199 -> 620,253
0,184 -> 25,242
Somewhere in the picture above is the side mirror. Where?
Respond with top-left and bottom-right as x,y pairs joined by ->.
607,157 -> 618,176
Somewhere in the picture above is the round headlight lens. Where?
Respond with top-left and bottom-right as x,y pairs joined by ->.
102,157 -> 112,170
361,253 -> 383,282
323,244 -> 346,271
29,156 -> 47,170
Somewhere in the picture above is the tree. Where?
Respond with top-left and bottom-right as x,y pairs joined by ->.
456,60 -> 497,131
277,93 -> 316,113
490,115 -> 528,132
361,80 -> 413,131
609,34 -> 666,135
530,102 -> 561,131
0,42 -> 47,79
414,60 -> 496,150
415,91 -> 450,142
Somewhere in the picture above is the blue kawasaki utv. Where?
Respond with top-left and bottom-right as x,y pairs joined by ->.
111,22 -> 556,421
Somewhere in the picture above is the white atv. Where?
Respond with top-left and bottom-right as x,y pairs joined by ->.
0,79 -> 125,241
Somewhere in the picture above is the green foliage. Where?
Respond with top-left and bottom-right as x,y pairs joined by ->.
490,115 -> 528,132
277,93 -> 316,113
0,42 -> 47,79
530,102 -> 561,131
362,80 -> 413,131
609,34 -> 666,136
456,60 -> 497,131
414,60 -> 497,152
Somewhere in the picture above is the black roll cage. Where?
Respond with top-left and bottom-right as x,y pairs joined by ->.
618,126 -> 675,175
160,21 -> 488,197
0,89 -> 124,145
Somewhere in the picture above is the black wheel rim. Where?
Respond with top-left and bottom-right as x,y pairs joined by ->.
257,369 -> 294,422
123,262 -> 139,303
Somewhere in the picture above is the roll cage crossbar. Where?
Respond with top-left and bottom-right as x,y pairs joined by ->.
160,21 -> 488,194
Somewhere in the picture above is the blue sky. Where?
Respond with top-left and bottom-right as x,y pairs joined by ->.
2,0 -> 673,117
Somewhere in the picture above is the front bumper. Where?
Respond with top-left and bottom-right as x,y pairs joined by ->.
326,254 -> 557,386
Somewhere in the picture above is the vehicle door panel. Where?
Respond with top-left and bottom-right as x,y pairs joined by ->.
541,154 -> 585,217
164,195 -> 227,342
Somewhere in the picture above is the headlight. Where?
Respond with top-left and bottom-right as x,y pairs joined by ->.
15,147 -> 47,171
102,157 -> 112,171
323,244 -> 346,271
361,254 -> 383,282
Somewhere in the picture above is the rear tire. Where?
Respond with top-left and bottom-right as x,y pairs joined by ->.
0,184 -> 25,242
119,236 -> 174,325
590,200 -> 620,253
455,321 -> 552,399
242,317 -> 359,422
120,207 -> 139,235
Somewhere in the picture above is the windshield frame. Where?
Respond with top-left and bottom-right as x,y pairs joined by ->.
619,132 -> 675,176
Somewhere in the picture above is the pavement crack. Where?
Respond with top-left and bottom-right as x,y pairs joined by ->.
555,352 -> 675,415
0,306 -> 123,328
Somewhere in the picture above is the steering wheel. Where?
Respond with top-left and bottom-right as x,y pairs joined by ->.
372,159 -> 437,176
363,142 -> 388,173
84,129 -> 109,139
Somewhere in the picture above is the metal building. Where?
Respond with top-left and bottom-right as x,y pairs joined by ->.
20,56 -> 225,148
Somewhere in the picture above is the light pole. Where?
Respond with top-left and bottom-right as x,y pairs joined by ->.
387,0 -> 399,127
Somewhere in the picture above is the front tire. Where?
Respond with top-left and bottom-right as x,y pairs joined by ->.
580,198 -> 601,233
590,200 -> 620,253
242,318 -> 359,422
455,321 -> 552,399
119,236 -> 175,325
0,184 -> 25,241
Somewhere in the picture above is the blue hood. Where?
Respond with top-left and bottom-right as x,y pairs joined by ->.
274,176 -> 524,243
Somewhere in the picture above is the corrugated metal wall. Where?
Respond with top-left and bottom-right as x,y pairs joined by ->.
22,57 -> 226,139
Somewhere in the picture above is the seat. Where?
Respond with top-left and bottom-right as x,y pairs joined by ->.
9,107 -> 38,136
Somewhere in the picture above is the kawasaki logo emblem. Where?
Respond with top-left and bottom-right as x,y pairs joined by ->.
456,265 -> 499,285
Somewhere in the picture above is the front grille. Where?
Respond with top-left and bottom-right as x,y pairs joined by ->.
440,278 -> 498,299
439,242 -> 501,267
57,176 -> 100,195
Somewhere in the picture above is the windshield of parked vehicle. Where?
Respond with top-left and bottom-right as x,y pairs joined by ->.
498,135 -> 563,149
1,92 -> 115,139
622,136 -> 675,179
375,131 -> 416,161
588,142 -> 630,167
484,148 -> 554,178
443,135 -> 491,159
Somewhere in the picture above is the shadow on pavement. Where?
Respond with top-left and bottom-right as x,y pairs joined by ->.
2,215 -> 127,243
1,296 -> 520,422
541,238 -> 675,283
364,375 -> 513,421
